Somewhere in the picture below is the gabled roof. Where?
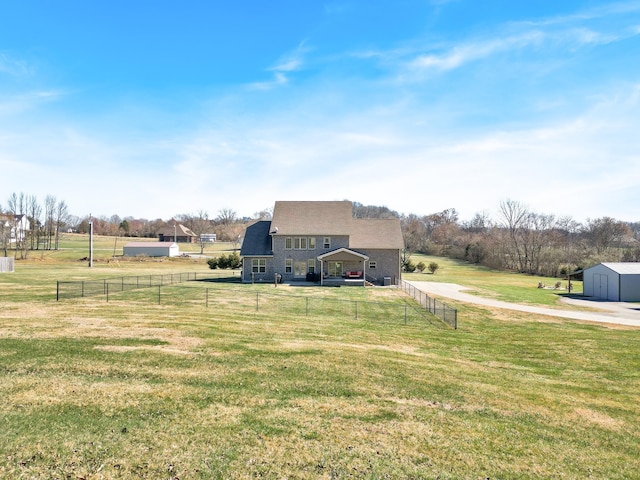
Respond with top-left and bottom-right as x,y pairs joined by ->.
243,201 -> 404,254
349,218 -> 404,250
240,221 -> 273,256
317,247 -> 369,261
599,262 -> 640,274
270,201 -> 353,235
157,224 -> 196,237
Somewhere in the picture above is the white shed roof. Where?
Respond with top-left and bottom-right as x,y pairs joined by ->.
600,262 -> 640,274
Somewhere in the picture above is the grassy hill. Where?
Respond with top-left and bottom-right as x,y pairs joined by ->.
1,241 -> 638,478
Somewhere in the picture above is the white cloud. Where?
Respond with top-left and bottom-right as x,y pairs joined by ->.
0,52 -> 32,77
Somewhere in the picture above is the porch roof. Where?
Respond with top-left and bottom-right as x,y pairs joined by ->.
317,247 -> 369,262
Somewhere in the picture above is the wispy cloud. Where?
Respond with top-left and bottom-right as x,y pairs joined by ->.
247,41 -> 310,91
0,52 -> 33,77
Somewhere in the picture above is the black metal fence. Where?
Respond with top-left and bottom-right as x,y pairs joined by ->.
56,271 -> 240,300
56,272 -> 455,328
57,281 -> 447,328
400,280 -> 458,329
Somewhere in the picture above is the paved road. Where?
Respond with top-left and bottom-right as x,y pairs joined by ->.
406,281 -> 640,327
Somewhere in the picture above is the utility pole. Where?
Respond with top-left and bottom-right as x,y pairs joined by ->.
89,214 -> 93,268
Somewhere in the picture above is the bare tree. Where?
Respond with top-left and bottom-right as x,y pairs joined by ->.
216,208 -> 237,226
7,193 -> 27,258
54,200 -> 70,250
498,199 -> 530,272
27,195 -> 42,251
44,195 -> 57,250
584,217 -> 632,255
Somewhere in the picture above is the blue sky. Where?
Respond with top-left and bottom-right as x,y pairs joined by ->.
1,1 -> 639,222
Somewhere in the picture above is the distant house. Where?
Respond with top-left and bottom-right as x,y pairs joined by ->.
200,233 -> 217,243
123,242 -> 179,257
0,214 -> 30,244
240,201 -> 404,286
157,223 -> 197,243
582,262 -> 640,302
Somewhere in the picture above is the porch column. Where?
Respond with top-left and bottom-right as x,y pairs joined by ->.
320,258 -> 324,286
363,261 -> 367,287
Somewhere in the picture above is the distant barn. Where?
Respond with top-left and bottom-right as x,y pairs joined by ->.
123,242 -> 179,258
582,262 -> 640,302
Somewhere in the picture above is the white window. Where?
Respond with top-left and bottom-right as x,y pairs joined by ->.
285,259 -> 292,273
323,237 -> 331,249
285,237 -> 292,249
308,259 -> 315,273
308,237 -> 316,250
293,237 -> 308,250
369,261 -> 377,269
252,259 -> 266,273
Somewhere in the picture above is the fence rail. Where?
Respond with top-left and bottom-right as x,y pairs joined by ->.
70,283 -> 445,328
400,280 -> 458,329
56,271 -> 240,300
56,272 -> 456,329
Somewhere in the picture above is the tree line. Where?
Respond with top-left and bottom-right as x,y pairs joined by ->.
375,200 -> 638,277
3,194 -> 638,277
0,192 -> 264,258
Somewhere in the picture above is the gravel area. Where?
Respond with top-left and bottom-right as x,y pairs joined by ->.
406,281 -> 640,327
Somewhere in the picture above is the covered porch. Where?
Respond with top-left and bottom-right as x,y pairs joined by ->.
317,248 -> 369,287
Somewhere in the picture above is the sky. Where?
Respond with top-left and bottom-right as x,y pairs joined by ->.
1,0 -> 639,222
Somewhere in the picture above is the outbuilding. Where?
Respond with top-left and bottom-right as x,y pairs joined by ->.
123,242 -> 179,258
582,262 -> 640,302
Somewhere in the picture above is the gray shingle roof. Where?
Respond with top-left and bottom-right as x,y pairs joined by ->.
240,221 -> 273,256
349,218 -> 404,249
270,201 -> 353,235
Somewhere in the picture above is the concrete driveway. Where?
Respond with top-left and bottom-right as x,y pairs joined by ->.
406,281 -> 640,327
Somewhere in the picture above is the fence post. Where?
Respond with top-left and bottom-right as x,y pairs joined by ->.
56,281 -> 60,301
106,283 -> 109,302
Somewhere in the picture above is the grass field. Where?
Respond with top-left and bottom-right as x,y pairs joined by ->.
404,254 -> 585,307
1,239 -> 639,479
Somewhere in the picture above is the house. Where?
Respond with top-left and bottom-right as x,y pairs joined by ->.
582,262 -> 640,302
157,223 -> 197,243
123,242 -> 180,257
0,214 -> 30,244
200,233 -> 217,243
240,201 -> 404,286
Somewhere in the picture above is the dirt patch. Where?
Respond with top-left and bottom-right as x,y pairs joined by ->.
572,407 -> 624,430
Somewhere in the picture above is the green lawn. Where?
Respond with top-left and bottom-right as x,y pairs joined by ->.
1,247 -> 639,479
404,254 -> 585,307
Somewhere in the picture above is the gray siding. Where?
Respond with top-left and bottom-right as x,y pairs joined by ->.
242,256 -> 275,283
360,248 -> 401,285
620,275 -> 640,302
272,235 -> 349,281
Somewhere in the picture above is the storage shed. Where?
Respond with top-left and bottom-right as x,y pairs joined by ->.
123,242 -> 179,258
582,262 -> 640,302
